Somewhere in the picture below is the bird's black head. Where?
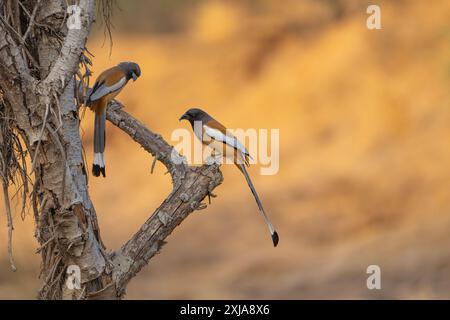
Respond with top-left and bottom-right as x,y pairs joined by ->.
179,108 -> 211,126
118,62 -> 141,81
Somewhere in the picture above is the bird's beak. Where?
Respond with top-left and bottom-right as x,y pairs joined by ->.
179,113 -> 188,122
132,72 -> 138,81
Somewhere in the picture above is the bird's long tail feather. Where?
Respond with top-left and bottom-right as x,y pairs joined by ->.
237,163 -> 279,246
93,112 -> 106,177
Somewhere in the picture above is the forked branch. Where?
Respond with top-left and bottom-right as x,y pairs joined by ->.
105,101 -> 223,296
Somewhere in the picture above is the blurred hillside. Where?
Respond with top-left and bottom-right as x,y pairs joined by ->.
1,0 -> 450,299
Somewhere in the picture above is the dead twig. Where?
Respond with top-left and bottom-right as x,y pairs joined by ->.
2,179 -> 16,271
21,0 -> 42,44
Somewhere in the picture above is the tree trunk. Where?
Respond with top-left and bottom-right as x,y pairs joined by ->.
0,0 -> 222,299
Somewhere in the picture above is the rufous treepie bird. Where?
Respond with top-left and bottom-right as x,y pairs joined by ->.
86,62 -> 141,177
179,108 -> 279,247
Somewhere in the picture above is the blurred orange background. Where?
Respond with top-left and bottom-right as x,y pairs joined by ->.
1,0 -> 450,299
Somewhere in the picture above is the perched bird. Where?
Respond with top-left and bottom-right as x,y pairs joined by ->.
179,108 -> 279,247
85,62 -> 141,177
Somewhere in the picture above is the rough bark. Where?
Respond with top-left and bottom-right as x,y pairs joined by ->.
0,0 -> 223,299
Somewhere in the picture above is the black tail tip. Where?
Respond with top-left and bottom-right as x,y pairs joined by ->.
92,164 -> 106,178
272,231 -> 279,247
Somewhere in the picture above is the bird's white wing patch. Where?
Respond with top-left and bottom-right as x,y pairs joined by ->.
89,77 -> 127,102
203,125 -> 249,156
93,152 -> 105,167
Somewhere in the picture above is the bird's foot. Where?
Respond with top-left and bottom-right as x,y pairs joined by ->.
207,191 -> 217,204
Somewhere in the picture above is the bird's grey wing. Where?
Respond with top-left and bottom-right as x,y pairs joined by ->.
88,77 -> 127,102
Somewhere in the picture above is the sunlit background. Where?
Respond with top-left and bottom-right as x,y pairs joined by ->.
1,0 -> 450,299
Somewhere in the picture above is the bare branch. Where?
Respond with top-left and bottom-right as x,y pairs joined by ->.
106,101 -> 188,179
43,0 -> 95,94
105,101 -> 223,296
0,20 -> 34,83
21,0 -> 43,44
2,179 -> 16,271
